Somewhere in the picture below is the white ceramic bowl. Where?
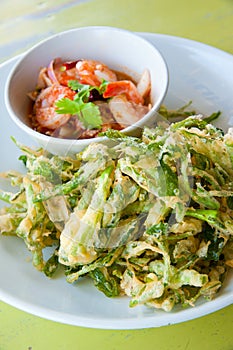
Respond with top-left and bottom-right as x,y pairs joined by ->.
4,26 -> 168,156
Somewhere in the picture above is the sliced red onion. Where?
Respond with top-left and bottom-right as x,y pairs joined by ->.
62,60 -> 80,70
47,59 -> 60,84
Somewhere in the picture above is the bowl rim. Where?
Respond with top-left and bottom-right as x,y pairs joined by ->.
4,25 -> 169,146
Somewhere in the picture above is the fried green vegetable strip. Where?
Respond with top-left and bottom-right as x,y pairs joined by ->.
34,143 -> 114,202
58,166 -> 114,265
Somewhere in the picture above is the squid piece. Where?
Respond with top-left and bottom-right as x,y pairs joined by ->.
109,95 -> 150,128
137,69 -> 151,99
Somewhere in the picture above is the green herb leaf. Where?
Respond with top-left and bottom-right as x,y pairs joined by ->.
68,80 -> 108,99
78,103 -> 103,129
68,80 -> 85,91
19,155 -> 27,166
55,80 -> 108,129
68,81 -> 91,103
56,97 -> 103,129
99,80 -> 109,94
56,97 -> 81,115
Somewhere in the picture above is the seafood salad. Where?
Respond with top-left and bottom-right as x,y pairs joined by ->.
1,105 -> 233,312
29,58 -> 152,139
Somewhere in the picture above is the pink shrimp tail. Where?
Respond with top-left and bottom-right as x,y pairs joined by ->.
103,81 -> 144,104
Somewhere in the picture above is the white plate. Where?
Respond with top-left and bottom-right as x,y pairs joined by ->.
0,33 -> 233,329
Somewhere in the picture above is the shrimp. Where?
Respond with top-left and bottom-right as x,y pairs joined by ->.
76,59 -> 117,86
103,80 -> 144,104
34,85 -> 75,130
47,58 -> 81,86
109,95 -> 150,128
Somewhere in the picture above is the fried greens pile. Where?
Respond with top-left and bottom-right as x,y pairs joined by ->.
1,108 -> 233,311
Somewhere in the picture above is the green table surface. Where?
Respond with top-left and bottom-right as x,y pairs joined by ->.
0,0 -> 232,349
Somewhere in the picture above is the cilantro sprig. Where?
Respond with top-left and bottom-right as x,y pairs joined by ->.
55,80 -> 108,130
